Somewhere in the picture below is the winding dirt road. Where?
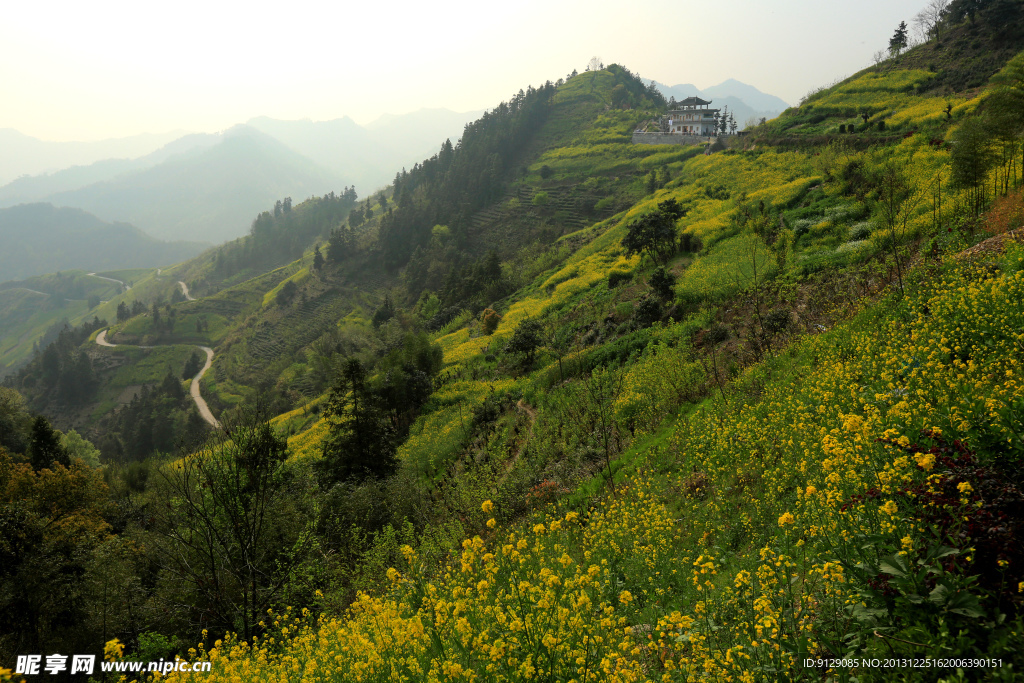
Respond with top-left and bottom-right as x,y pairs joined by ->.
88,272 -> 131,290
96,329 -> 221,429
178,281 -> 194,301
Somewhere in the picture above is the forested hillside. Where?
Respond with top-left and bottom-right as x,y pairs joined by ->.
2,5 -> 1024,680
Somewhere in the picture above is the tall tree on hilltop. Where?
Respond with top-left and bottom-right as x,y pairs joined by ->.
889,21 -> 909,58
913,0 -> 949,40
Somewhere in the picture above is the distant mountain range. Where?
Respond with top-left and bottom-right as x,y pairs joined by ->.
651,79 -> 792,127
247,108 -> 482,191
0,84 -> 777,250
38,125 -> 342,244
0,128 -> 187,187
0,133 -> 221,208
0,203 -> 206,284
0,108 -> 480,246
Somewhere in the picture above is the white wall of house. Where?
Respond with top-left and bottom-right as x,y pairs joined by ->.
667,109 -> 718,135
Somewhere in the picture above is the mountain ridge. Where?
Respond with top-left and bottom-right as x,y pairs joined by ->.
0,128 -> 188,186
0,203 -> 207,284
40,125 -> 343,244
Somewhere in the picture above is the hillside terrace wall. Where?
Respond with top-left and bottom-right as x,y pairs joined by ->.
632,132 -> 715,146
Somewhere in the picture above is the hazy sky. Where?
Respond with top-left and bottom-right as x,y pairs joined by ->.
3,0 -> 930,142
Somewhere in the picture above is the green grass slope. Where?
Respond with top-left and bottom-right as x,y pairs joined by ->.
159,43 -> 1024,682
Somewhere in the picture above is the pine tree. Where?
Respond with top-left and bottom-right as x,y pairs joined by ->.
327,226 -> 351,263
316,359 -> 397,486
29,415 -> 69,470
889,21 -> 909,57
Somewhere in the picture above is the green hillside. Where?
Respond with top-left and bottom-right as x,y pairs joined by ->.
0,203 -> 206,284
3,10 -> 1024,680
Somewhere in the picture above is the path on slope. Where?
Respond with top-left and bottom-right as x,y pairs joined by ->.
87,272 -> 131,290
496,400 -> 537,489
178,281 -> 194,301
5,272 -> 131,301
7,287 -> 49,296
95,329 -> 221,429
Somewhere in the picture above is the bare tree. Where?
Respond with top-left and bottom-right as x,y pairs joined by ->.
873,163 -> 922,298
561,368 -> 623,498
914,0 -> 949,41
588,56 -> 602,72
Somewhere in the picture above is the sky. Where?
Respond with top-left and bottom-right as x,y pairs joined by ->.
1,0 -> 931,142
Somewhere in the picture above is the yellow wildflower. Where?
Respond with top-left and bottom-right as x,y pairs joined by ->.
914,452 -> 936,471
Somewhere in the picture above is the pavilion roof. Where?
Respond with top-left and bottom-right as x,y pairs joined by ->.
676,96 -> 712,107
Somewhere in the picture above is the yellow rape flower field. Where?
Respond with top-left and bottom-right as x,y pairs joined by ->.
155,61 -> 1024,682
168,252 -> 1024,680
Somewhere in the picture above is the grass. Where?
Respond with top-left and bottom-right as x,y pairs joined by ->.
0,292 -> 94,376
94,268 -> 159,285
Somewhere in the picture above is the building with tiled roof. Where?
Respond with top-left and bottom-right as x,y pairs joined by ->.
662,96 -> 719,136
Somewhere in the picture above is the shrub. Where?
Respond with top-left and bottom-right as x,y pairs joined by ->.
849,221 -> 873,240
704,323 -> 730,344
762,309 -> 792,335
679,232 -> 704,253
480,308 -> 501,335
649,267 -> 677,301
837,239 -> 870,254
633,296 -> 663,328
793,219 -> 815,240
608,270 -> 633,288
614,302 -> 635,319
276,280 -> 298,306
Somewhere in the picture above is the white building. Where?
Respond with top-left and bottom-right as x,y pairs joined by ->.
663,96 -> 719,136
